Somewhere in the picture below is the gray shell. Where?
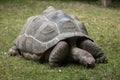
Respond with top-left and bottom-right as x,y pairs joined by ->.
14,6 -> 91,54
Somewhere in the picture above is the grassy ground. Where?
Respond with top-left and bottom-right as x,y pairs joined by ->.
0,0 -> 120,80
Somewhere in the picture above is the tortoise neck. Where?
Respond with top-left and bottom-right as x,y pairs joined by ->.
67,38 -> 77,48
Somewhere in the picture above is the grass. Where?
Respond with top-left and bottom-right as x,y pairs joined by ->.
0,0 -> 120,80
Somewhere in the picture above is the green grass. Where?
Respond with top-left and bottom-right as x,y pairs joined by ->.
0,0 -> 120,80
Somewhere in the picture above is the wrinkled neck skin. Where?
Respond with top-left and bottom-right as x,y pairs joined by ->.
67,37 -> 78,49
68,38 -> 77,48
66,37 -> 78,62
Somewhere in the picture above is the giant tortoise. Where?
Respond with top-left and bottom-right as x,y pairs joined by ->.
8,6 -> 107,68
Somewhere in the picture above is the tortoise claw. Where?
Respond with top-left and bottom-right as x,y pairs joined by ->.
95,56 -> 108,63
84,63 -> 95,68
49,62 -> 63,67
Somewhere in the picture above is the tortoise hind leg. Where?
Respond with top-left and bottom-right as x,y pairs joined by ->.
8,45 -> 20,56
49,41 -> 69,67
78,39 -> 108,63
21,52 -> 41,61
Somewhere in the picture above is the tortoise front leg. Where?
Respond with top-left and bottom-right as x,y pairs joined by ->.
71,47 -> 95,68
8,45 -> 19,56
78,39 -> 108,63
49,41 -> 69,67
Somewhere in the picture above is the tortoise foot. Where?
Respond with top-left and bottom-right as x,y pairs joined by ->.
84,62 -> 95,68
49,62 -> 63,67
95,54 -> 108,63
49,41 -> 69,67
8,46 -> 19,56
71,48 -> 95,68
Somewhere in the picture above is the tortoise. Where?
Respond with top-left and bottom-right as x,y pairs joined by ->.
8,6 -> 107,68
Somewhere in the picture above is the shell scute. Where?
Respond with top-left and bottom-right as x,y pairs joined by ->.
32,40 -> 46,54
16,35 -> 27,51
34,21 -> 58,42
25,36 -> 33,52
57,18 -> 79,33
25,16 -> 47,36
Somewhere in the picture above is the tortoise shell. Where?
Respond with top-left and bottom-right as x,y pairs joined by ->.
14,6 -> 91,54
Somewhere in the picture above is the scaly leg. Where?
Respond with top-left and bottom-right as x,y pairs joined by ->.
71,47 -> 95,68
78,39 -> 108,63
49,41 -> 69,67
8,45 -> 19,56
